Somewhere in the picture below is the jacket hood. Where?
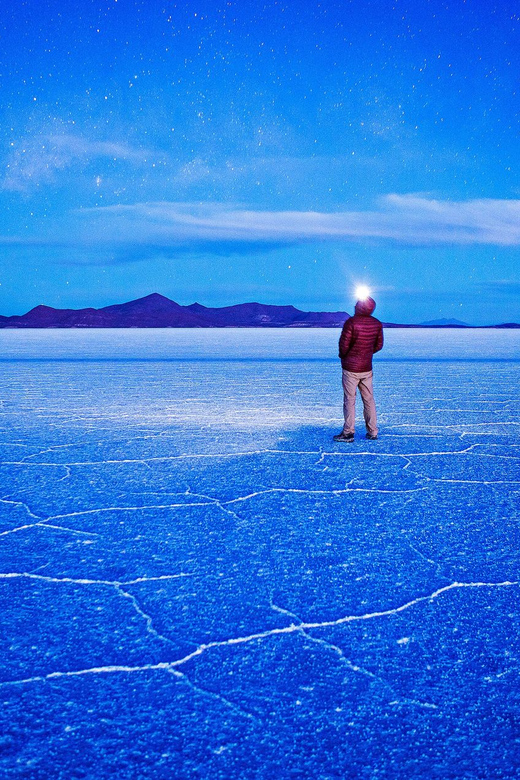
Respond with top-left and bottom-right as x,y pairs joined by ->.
355,296 -> 376,316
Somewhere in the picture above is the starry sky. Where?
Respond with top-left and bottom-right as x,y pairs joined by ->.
1,0 -> 519,324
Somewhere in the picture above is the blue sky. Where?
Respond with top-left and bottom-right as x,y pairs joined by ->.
1,0 -> 519,324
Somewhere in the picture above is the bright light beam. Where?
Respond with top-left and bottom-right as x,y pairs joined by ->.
355,285 -> 371,301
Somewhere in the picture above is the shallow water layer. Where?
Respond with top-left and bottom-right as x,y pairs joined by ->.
0,330 -> 519,779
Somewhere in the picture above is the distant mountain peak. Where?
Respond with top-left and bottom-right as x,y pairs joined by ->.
419,317 -> 470,327
137,292 -> 172,302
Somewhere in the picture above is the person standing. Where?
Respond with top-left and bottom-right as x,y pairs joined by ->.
334,295 -> 384,442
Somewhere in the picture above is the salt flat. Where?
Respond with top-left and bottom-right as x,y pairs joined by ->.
0,328 -> 519,779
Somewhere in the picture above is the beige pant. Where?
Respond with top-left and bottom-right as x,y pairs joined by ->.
342,369 -> 378,436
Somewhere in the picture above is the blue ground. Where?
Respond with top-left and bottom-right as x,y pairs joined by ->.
0,330 -> 519,779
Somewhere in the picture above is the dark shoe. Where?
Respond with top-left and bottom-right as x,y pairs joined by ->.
365,433 -> 378,440
333,432 -> 354,442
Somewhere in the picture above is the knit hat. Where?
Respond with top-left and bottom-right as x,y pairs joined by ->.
355,296 -> 376,315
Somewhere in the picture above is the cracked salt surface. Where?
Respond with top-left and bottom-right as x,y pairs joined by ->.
0,328 -> 519,779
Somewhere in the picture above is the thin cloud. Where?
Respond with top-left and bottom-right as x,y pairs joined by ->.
3,133 -> 150,192
48,135 -> 149,163
2,196 -> 520,252
74,196 -> 520,247
480,279 -> 520,294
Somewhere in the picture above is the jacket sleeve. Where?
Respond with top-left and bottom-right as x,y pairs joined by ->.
339,320 -> 353,358
373,325 -> 384,354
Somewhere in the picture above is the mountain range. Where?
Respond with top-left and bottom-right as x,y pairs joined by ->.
0,293 -> 518,328
0,294 -> 349,329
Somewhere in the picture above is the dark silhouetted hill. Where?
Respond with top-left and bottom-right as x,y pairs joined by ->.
0,294 -> 349,328
0,294 -> 518,328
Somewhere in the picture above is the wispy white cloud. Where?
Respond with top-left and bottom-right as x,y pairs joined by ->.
481,279 -> 520,293
49,135 -> 149,163
74,196 -> 520,247
2,195 -> 520,252
3,133 -> 150,192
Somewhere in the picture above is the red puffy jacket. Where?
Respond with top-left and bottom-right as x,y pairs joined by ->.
339,303 -> 384,372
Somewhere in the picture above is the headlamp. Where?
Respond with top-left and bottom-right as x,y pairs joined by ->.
355,285 -> 371,301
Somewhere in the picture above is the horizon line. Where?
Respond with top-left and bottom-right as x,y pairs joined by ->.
0,292 -> 518,329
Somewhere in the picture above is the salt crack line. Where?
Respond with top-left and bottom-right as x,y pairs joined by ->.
1,445 -> 482,469
0,498 -> 41,521
3,488 -> 242,532
429,478 -> 520,486
32,485 -> 425,526
42,524 -> 99,537
403,538 -> 442,571
0,572 -> 189,647
0,572 -> 192,587
170,669 -> 258,722
1,580 -> 516,689
270,601 -> 303,624
300,629 -> 439,711
0,498 -> 96,539
116,586 -> 175,646
0,520 -> 99,538
325,443 -> 520,461
449,421 -> 520,429
299,628 -> 378,683
0,522 -> 46,538
5,443 -> 517,474
45,501 -> 222,523
19,443 -> 80,463
0,449 -> 280,468
390,698 -> 439,710
226,486 -> 426,505
184,488 -> 242,521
